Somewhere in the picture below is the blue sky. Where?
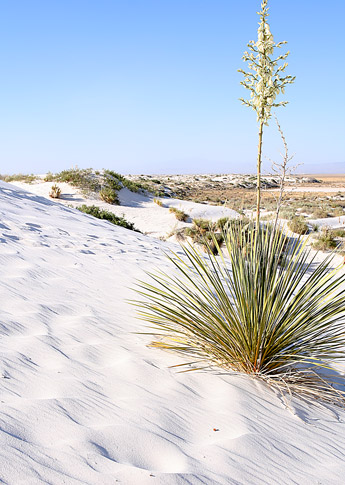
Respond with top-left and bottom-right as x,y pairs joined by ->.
0,0 -> 344,174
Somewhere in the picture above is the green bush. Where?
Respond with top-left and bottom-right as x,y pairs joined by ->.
77,205 -> 139,231
134,223 -> 345,405
104,170 -> 147,193
100,187 -> 119,204
288,217 -> 309,235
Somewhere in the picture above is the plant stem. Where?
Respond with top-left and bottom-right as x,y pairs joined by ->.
256,119 -> 264,227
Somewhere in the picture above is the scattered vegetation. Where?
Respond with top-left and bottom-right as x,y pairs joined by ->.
77,205 -> 139,231
134,222 -> 345,405
0,173 -> 37,184
169,207 -> 189,222
51,168 -> 100,193
49,184 -> 61,199
288,217 -> 309,235
154,198 -> 163,207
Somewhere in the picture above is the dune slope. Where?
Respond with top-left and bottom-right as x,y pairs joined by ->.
0,181 -> 345,485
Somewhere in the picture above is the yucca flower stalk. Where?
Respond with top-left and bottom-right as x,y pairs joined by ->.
239,0 -> 295,226
133,224 -> 345,405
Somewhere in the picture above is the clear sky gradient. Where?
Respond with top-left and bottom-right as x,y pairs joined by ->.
0,0 -> 344,174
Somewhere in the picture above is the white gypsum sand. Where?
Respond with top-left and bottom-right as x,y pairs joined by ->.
9,178 -> 239,239
1,180 -> 345,484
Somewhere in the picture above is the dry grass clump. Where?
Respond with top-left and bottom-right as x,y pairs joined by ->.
134,223 -> 345,405
169,207 -> 189,222
49,184 -> 61,198
288,217 -> 309,235
154,198 -> 163,207
313,229 -> 341,251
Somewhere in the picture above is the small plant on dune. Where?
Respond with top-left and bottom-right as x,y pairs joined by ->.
134,223 -> 345,405
154,198 -> 163,207
49,184 -> 61,198
100,187 -> 119,205
288,217 -> 308,235
169,207 -> 189,222
77,205 -> 139,231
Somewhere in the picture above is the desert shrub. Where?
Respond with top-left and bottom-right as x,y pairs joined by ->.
134,223 -> 345,405
312,208 -> 329,219
331,228 -> 345,238
154,198 -> 163,207
103,172 -> 123,192
44,172 -> 54,182
333,208 -> 345,217
100,187 -> 119,204
169,207 -> 189,222
77,205 -> 139,231
49,184 -> 61,198
313,229 -> 338,251
280,209 -> 295,220
288,217 -> 309,235
104,170 -> 148,194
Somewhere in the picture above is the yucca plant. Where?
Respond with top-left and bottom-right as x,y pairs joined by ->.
133,223 -> 345,405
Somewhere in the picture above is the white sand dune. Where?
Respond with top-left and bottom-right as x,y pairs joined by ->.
10,180 -> 239,239
1,180 -> 345,484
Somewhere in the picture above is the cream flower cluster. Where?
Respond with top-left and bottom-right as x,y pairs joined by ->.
239,0 -> 295,125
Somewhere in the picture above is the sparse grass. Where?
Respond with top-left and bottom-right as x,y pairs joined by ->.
0,173 -> 37,184
169,207 -> 189,222
77,205 -> 139,231
288,217 -> 309,235
134,223 -> 345,405
154,198 -> 163,207
49,184 -> 61,198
